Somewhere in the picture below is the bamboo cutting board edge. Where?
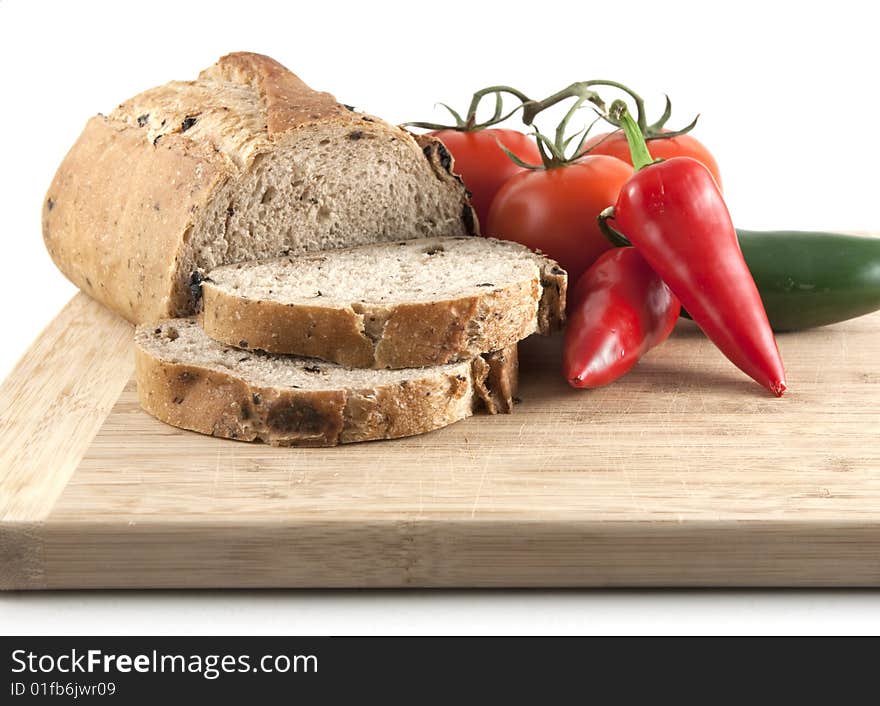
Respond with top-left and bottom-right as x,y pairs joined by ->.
7,517 -> 880,589
0,294 -> 133,524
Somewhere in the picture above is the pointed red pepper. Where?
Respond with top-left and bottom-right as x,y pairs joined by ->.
600,101 -> 786,396
564,247 -> 680,388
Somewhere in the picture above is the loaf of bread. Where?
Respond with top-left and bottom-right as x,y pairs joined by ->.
199,236 -> 566,368
135,320 -> 518,446
43,52 -> 475,324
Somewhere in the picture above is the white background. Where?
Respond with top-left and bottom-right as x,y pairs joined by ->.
2,0 -> 879,634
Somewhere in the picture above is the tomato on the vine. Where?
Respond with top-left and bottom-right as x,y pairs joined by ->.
430,129 -> 540,229
486,155 -> 633,284
583,130 -> 722,189
410,83 -> 714,284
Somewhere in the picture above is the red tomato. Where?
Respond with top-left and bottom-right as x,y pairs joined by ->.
582,131 -> 722,189
429,129 -> 541,231
486,155 -> 633,283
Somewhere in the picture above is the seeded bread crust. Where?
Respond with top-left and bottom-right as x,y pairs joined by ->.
135,320 -> 517,446
43,52 -> 476,324
199,237 -> 567,369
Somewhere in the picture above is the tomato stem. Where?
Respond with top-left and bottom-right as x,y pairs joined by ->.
404,86 -> 531,132
521,82 -> 607,126
515,88 -> 609,170
523,81 -> 700,144
610,100 -> 656,172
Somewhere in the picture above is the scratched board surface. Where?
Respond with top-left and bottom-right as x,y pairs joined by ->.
2,293 -> 880,588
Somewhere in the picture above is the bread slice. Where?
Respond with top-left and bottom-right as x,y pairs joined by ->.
199,236 -> 567,368
135,320 -> 518,446
43,52 -> 475,325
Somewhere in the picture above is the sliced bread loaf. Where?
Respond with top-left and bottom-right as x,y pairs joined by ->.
44,52 -> 475,324
135,320 -> 518,446
199,236 -> 567,368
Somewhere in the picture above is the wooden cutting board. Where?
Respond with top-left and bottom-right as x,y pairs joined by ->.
2,293 -> 879,589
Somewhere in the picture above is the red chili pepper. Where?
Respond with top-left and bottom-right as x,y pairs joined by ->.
564,247 -> 680,388
600,101 -> 786,397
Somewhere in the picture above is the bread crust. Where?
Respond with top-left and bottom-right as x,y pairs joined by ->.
537,259 -> 568,333
199,240 -> 566,369
135,332 -> 518,447
44,52 -> 475,324
43,116 -> 227,322
199,52 -> 350,136
471,346 -> 519,414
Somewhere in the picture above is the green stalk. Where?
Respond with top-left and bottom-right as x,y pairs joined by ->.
609,99 -> 656,171
404,86 -> 531,132
597,207 -> 631,248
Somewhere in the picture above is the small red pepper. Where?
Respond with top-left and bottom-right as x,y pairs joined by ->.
600,101 -> 786,397
564,247 -> 680,388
